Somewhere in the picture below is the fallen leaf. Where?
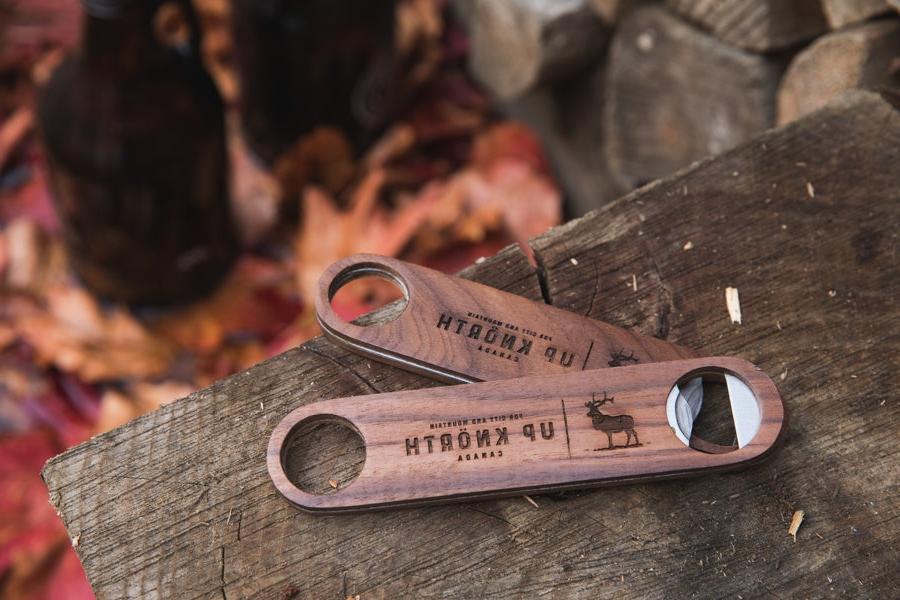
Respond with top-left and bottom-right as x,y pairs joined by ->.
0,172 -> 60,233
275,127 -> 356,204
471,121 -> 551,176
0,107 -> 33,171
295,169 -> 437,305
95,380 -> 194,433
362,124 -> 417,170
1,218 -> 68,294
0,429 -> 92,600
15,285 -> 174,382
153,256 -> 300,354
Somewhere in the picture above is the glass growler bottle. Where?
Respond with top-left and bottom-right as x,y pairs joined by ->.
38,0 -> 238,305
231,0 -> 398,164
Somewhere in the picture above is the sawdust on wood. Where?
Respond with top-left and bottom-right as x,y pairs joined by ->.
789,510 -> 805,542
725,286 -> 742,324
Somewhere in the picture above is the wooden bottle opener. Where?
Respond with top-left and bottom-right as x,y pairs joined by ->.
315,254 -> 698,384
268,357 -> 786,512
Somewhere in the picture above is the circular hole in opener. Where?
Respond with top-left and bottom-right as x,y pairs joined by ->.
328,263 -> 408,326
666,369 -> 762,454
281,415 -> 366,495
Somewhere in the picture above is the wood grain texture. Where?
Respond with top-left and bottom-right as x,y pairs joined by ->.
604,6 -> 782,188
269,358 -> 784,512
777,19 -> 900,125
666,0 -> 828,51
43,91 -> 899,598
316,255 -> 696,384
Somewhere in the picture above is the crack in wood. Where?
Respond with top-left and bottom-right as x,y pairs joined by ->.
303,345 -> 382,394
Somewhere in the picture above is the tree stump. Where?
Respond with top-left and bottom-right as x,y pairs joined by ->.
43,91 -> 899,599
778,19 -> 900,125
604,6 -> 781,188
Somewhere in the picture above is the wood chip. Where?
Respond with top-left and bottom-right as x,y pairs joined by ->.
328,479 -> 338,489
789,510 -> 805,542
725,287 -> 742,324
523,495 -> 539,508
806,182 -> 815,198
631,274 -> 638,292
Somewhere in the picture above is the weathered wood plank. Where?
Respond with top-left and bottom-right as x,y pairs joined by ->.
777,19 -> 900,125
462,0 -> 607,100
604,6 -> 782,188
530,91 -> 899,598
666,0 -> 828,52
44,91 -> 899,599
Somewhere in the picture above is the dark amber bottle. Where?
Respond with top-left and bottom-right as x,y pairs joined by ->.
38,0 -> 238,305
231,0 -> 398,164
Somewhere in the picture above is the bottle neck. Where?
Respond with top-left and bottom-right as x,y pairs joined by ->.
81,3 -> 163,75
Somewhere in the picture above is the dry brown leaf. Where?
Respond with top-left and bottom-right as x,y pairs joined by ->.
1,218 -> 68,293
153,256 -> 293,353
363,123 -> 417,169
194,341 -> 267,388
295,169 -> 437,304
408,160 -> 560,254
471,121 -> 551,176
96,381 -> 194,433
0,106 -> 33,170
275,127 -> 356,202
0,323 -> 15,350
15,285 -> 174,382
396,0 -> 443,54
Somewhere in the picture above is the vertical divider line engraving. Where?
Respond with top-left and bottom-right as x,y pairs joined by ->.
581,341 -> 595,370
561,399 -> 572,459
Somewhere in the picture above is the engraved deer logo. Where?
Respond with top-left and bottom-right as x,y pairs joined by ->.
608,348 -> 639,367
585,392 -> 641,450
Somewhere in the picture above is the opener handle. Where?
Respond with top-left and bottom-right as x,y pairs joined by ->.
315,254 -> 698,384
268,357 -> 785,513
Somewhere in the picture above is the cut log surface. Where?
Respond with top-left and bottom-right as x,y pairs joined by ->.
604,6 -> 781,189
464,0 -> 607,100
778,19 -> 900,125
43,91 -> 899,598
666,0 -> 828,51
821,0 -> 890,29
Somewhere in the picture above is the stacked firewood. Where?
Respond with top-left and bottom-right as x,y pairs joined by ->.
454,0 -> 900,215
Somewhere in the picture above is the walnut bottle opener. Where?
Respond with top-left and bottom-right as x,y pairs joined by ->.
268,357 -> 786,512
315,254 -> 698,384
